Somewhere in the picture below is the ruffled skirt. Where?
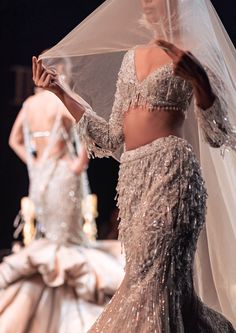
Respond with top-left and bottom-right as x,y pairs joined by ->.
0,239 -> 124,333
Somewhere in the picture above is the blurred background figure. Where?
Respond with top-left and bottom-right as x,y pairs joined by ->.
0,0 -> 120,255
0,87 -> 124,333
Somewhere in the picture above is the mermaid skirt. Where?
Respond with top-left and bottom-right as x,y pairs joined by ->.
88,136 -> 235,333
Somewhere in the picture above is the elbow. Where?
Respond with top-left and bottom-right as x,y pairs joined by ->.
208,140 -> 222,149
81,157 -> 89,171
196,93 -> 216,111
8,136 -> 15,150
204,132 -> 225,148
9,136 -> 21,153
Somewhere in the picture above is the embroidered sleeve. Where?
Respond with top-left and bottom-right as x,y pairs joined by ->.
194,69 -> 236,151
76,52 -> 129,158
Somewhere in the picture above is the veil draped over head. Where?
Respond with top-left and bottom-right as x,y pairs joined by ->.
40,0 -> 236,325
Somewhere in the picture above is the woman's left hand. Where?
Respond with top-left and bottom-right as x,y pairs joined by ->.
156,39 -> 215,109
156,40 -> 208,86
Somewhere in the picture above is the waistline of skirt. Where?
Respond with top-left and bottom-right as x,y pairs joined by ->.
121,135 -> 190,163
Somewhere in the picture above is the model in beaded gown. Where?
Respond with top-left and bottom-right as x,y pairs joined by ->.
0,89 -> 124,333
79,48 -> 236,333
32,0 -> 236,331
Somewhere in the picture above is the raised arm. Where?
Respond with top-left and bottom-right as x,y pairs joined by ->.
9,107 -> 27,163
32,56 -> 85,122
156,40 -> 215,110
157,40 -> 236,149
32,53 -> 127,159
76,53 -> 128,158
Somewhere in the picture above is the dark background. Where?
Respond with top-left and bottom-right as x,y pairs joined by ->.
0,0 -> 236,249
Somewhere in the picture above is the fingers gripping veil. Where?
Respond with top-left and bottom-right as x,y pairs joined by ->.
40,0 -> 236,325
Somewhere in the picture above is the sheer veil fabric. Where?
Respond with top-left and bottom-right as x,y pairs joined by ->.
40,0 -> 236,325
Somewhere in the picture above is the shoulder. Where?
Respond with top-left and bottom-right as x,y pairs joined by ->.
23,90 -> 49,106
119,49 -> 134,73
22,94 -> 35,107
121,45 -> 145,66
122,49 -> 134,61
19,95 -> 36,116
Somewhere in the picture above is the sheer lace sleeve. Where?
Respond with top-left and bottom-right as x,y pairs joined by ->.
76,52 -> 129,158
194,69 -> 236,151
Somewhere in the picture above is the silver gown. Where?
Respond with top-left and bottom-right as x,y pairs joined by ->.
0,95 -> 124,333
77,50 -> 236,332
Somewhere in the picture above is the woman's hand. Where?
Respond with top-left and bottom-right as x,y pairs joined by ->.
156,40 -> 215,109
32,56 -> 86,121
32,56 -> 63,97
156,40 -> 207,85
67,146 -> 89,175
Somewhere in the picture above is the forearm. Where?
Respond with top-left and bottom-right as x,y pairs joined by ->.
9,142 -> 27,164
69,151 -> 88,175
54,87 -> 86,122
192,75 -> 216,110
77,111 -> 124,158
70,158 -> 87,175
193,72 -> 235,149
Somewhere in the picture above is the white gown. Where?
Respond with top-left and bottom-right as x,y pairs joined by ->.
0,91 -> 124,333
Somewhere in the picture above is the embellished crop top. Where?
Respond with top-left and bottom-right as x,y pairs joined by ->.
116,49 -> 193,113
77,49 -> 236,158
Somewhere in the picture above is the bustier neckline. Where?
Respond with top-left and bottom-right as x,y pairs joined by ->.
132,49 -> 173,85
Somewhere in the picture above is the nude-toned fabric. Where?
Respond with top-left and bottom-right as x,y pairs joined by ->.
0,239 -> 124,333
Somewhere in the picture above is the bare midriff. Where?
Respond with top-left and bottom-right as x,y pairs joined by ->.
123,106 -> 185,151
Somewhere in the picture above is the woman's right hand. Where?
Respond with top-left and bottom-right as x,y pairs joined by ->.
33,56 -> 86,121
32,56 -> 63,97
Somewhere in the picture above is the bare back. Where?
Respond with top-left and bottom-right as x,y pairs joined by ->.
23,90 -> 74,161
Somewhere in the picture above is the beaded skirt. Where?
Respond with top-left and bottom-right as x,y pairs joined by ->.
88,135 -> 235,333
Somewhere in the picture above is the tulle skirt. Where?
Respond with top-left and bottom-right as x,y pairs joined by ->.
0,238 -> 124,333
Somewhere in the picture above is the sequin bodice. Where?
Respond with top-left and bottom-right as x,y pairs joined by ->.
119,49 -> 193,113
78,48 -> 235,158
